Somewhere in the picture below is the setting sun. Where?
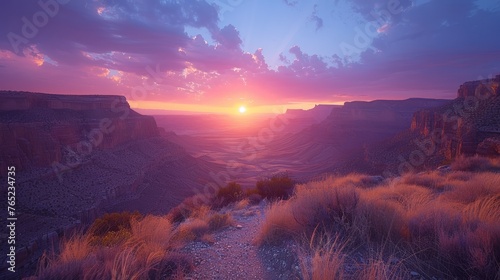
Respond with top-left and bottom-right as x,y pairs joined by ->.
239,106 -> 246,113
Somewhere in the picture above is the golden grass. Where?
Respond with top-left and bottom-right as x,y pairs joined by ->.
299,233 -> 346,280
234,198 -> 250,210
36,215 -> 192,280
254,200 -> 301,245
355,258 -> 405,280
172,209 -> 235,243
257,157 -> 500,279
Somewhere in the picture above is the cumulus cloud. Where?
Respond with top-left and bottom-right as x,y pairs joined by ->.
212,24 -> 242,50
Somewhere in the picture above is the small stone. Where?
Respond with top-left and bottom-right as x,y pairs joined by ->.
236,224 -> 243,229
295,266 -> 299,270
410,271 -> 420,278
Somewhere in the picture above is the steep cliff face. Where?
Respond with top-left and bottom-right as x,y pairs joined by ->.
410,76 -> 500,159
0,91 -> 159,172
457,75 -> 500,98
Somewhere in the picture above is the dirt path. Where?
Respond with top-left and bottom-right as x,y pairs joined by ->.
182,203 -> 302,280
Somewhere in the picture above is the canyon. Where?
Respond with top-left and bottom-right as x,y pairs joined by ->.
1,75 -> 499,277
0,92 -> 220,275
342,75 -> 500,175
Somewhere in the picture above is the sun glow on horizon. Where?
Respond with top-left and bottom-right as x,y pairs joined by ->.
238,106 -> 246,113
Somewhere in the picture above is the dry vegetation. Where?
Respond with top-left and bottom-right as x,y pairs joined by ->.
257,156 -> 500,279
34,206 -> 235,279
33,156 -> 499,279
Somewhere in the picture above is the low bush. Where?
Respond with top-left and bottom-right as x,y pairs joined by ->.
88,211 -> 141,247
88,211 -> 141,237
451,155 -> 500,172
208,213 -> 235,231
256,172 -> 295,200
213,181 -> 243,208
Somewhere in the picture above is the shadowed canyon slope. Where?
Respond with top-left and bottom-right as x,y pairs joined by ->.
258,98 -> 452,178
0,92 -> 221,272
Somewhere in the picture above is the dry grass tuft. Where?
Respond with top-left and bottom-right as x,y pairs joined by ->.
234,198 -> 250,210
35,214 -> 192,280
208,212 -> 235,231
255,201 -> 301,245
299,232 -> 346,280
258,157 -> 500,279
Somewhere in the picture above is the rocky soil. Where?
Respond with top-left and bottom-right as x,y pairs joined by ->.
182,203 -> 302,280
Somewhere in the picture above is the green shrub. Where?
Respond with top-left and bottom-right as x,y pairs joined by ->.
256,172 -> 295,200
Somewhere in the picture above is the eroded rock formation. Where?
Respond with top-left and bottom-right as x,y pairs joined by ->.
0,91 -> 159,172
410,76 -> 500,159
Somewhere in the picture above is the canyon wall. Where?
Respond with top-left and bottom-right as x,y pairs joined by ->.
0,91 -> 159,172
410,75 -> 500,159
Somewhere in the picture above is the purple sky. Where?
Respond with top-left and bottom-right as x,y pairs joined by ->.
1,0 -> 499,113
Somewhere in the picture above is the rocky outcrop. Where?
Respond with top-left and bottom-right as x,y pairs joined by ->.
457,75 -> 500,98
0,91 -> 127,111
284,104 -> 338,122
0,91 -> 159,172
410,76 -> 500,159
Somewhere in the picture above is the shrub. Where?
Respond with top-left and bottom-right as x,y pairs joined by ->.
214,182 -> 243,207
208,213 -> 235,231
90,229 -> 132,247
167,195 -> 208,223
234,198 -> 250,210
88,211 -> 141,237
173,219 -> 209,242
256,172 -> 295,200
451,155 -> 500,172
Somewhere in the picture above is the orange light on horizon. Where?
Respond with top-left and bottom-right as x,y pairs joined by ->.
128,100 -> 347,115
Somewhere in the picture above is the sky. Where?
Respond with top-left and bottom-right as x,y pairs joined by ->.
1,0 -> 499,114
